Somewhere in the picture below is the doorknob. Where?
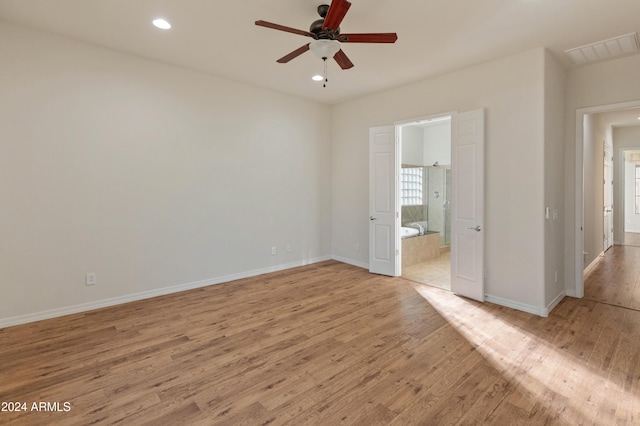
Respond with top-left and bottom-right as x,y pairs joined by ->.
468,226 -> 482,232
370,216 -> 377,221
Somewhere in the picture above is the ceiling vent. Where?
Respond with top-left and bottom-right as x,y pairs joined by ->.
565,32 -> 639,65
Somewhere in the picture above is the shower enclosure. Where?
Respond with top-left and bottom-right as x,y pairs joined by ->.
427,166 -> 451,246
400,165 -> 451,247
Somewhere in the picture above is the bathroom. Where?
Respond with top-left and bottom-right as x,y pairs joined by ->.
400,116 -> 452,290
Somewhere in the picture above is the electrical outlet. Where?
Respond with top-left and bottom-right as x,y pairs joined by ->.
271,246 -> 277,255
355,243 -> 360,251
86,273 -> 96,286
286,244 -> 291,253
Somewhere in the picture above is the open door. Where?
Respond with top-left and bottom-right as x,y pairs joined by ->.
369,126 -> 399,276
450,109 -> 485,301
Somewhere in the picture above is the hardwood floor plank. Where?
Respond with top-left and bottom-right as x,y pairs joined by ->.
2,251 -> 640,425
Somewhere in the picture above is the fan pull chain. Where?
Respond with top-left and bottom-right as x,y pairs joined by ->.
323,57 -> 328,88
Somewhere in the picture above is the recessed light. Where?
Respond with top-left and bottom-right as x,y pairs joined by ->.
312,75 -> 324,81
152,18 -> 171,30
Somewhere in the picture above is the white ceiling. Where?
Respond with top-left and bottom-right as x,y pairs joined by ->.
1,0 -> 640,105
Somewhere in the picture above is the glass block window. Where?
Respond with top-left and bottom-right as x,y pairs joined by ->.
401,167 -> 423,206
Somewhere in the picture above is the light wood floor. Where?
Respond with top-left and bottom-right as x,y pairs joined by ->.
584,244 -> 640,311
2,252 -> 640,425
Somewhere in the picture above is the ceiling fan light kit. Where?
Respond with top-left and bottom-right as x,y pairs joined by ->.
255,0 -> 398,86
309,39 -> 341,60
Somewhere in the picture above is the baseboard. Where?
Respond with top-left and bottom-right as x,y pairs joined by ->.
583,252 -> 605,279
331,255 -> 368,270
543,291 -> 566,316
0,256 -> 332,328
484,294 -> 547,317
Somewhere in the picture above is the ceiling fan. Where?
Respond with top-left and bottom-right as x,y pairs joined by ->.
255,0 -> 398,70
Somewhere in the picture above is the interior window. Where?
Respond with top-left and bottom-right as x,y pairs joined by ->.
401,167 -> 423,206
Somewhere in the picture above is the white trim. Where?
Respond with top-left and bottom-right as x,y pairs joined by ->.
575,108 -> 585,298
332,255 -> 368,270
583,251 -> 605,279
484,294 -> 547,317
616,147 -> 626,245
574,99 -> 640,299
617,147 -> 640,243
0,256 -> 332,328
545,291 -> 567,316
394,111 -> 457,126
486,292 -> 566,318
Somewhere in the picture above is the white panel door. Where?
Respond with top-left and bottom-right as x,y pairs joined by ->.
451,109 -> 485,301
369,126 -> 399,276
604,142 -> 614,251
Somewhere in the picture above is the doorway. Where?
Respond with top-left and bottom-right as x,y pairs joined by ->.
398,116 -> 452,290
574,101 -> 640,297
369,109 -> 485,301
623,150 -> 640,247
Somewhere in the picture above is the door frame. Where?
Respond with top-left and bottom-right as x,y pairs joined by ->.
394,112 -> 457,275
604,140 -> 614,252
370,109 -> 485,301
573,99 -> 640,298
619,147 -> 640,240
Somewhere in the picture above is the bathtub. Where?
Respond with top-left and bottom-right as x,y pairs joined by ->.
401,227 -> 420,239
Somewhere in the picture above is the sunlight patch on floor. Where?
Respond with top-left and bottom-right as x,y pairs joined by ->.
410,283 -> 640,423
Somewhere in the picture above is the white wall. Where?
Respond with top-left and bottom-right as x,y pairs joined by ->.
423,122 -> 451,166
0,22 -> 332,325
400,126 -> 424,166
543,50 -> 566,308
564,54 -> 640,295
332,48 -> 547,313
582,113 -> 607,267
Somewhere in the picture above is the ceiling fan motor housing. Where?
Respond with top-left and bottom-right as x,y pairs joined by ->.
310,19 -> 340,39
311,4 -> 341,39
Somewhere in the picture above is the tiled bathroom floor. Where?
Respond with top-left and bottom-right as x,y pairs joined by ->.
402,250 -> 451,290
625,232 -> 640,247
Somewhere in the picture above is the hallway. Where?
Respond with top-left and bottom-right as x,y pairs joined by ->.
584,244 -> 640,311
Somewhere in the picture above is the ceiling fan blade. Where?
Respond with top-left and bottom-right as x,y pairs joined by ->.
333,49 -> 354,70
277,44 -> 311,63
255,20 -> 315,38
340,33 -> 398,43
323,0 -> 352,31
